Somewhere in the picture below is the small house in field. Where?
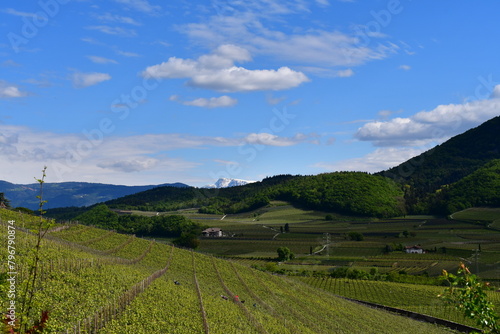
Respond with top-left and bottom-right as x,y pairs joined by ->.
202,227 -> 223,237
405,245 -> 423,254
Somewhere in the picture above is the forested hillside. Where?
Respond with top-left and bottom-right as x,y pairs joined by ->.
377,116 -> 500,213
66,172 -> 405,218
429,159 -> 500,214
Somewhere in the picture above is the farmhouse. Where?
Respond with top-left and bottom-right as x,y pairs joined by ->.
405,245 -> 424,254
202,227 -> 223,237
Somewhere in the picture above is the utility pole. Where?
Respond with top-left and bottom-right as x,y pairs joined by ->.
323,233 -> 330,257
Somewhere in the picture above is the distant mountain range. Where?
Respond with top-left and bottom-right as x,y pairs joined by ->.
0,177 -> 255,210
0,181 -> 188,210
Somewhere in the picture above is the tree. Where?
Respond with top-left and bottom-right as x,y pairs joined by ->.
277,247 -> 294,261
439,263 -> 499,333
284,223 -> 290,233
0,192 -> 10,208
348,231 -> 364,241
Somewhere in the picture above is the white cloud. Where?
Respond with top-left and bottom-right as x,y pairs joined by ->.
191,66 -> 309,92
87,56 -> 118,64
243,133 -> 312,146
113,0 -> 161,14
86,25 -> 137,37
2,8 -> 37,18
180,5 -> 399,69
98,158 -> 158,172
171,95 -> 238,108
142,44 -> 309,92
0,124 -> 315,184
313,147 -> 428,173
335,69 -> 354,77
316,0 -> 330,7
115,49 -> 141,57
1,60 -> 21,67
71,72 -> 111,88
96,13 -> 141,26
492,85 -> 500,98
0,81 -> 28,98
355,86 -> 500,147
399,64 -> 411,70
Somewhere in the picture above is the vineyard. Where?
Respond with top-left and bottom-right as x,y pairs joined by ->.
296,276 -> 500,328
0,208 -> 461,333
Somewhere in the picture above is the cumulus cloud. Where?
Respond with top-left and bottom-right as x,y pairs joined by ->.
0,81 -> 28,98
142,44 -> 309,92
355,86 -> 500,147
399,64 -> 411,70
71,72 -> 111,88
170,95 -> 238,108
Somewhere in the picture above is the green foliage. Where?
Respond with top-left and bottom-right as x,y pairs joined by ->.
74,204 -> 205,238
277,247 -> 295,261
347,231 -> 364,241
0,192 -> 10,208
437,160 -> 500,214
440,263 -> 499,333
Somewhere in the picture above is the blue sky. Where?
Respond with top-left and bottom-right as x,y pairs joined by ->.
1,0 -> 500,186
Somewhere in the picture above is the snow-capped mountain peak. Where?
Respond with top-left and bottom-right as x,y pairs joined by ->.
208,178 -> 256,188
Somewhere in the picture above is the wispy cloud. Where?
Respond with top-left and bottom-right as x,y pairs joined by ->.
86,25 -> 137,37
115,49 -> 141,57
113,0 -> 161,14
87,55 -> 118,64
71,72 -> 111,88
0,124 -> 315,183
2,8 -> 37,18
170,95 -> 238,108
180,2 -> 399,69
95,13 -> 142,26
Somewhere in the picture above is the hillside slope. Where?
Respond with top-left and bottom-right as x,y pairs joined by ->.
101,172 -> 405,218
431,159 -> 500,213
377,116 -> 500,212
0,208 -> 457,333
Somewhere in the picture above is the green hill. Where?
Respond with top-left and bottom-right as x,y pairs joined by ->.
0,209 -> 459,333
431,159 -> 500,213
377,116 -> 500,213
103,172 -> 406,218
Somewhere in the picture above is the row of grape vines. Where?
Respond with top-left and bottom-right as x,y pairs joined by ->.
296,276 -> 497,328
63,244 -> 175,333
